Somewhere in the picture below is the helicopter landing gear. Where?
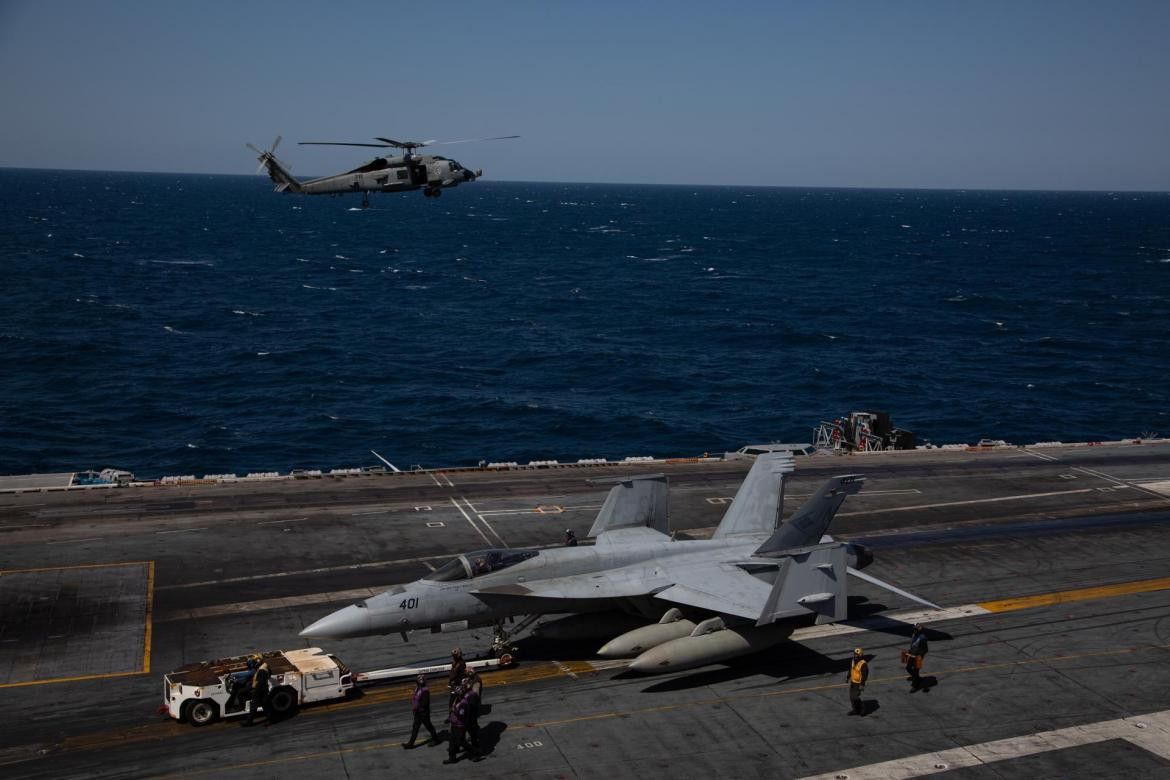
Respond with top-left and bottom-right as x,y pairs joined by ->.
423,187 -> 441,198
361,192 -> 370,209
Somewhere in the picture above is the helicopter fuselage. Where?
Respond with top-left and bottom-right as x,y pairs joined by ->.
299,153 -> 476,198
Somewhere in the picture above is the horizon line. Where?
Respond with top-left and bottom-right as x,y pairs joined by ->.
1,165 -> 1168,196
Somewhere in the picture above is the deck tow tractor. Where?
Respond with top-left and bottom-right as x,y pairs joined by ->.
162,647 -> 513,726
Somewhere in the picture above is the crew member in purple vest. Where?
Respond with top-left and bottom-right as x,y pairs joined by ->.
402,674 -> 440,749
444,680 -> 468,764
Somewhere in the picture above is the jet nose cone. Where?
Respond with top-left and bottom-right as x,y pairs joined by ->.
300,604 -> 373,639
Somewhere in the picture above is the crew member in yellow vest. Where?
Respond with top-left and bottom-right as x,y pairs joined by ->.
848,648 -> 868,716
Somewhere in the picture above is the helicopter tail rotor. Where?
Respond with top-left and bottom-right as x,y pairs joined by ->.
246,135 -> 301,192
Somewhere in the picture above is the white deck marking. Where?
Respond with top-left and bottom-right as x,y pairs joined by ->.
154,541 -> 571,590
441,472 -> 455,487
706,489 -> 922,505
0,524 -> 49,529
791,605 -> 992,642
477,504 -> 602,517
836,488 -> 1095,516
1137,480 -> 1170,496
257,517 -> 308,525
46,537 -> 100,545
789,489 -> 923,498
800,709 -> 1170,779
350,510 -> 389,516
156,553 -> 449,590
461,496 -> 509,547
1023,448 -> 1170,501
428,471 -> 444,488
450,497 -> 492,546
422,561 -> 436,571
155,527 -> 207,534
155,585 -> 393,622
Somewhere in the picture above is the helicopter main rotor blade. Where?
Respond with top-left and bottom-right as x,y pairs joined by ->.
246,142 -> 263,155
372,138 -> 436,150
429,135 -> 521,146
271,135 -> 282,153
298,141 -> 395,148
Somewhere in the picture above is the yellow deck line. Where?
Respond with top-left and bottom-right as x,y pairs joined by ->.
151,641 -> 1170,779
977,576 -> 1170,613
142,561 -> 155,674
0,560 -> 151,575
19,574 -> 1170,757
0,561 -> 155,687
0,669 -> 144,690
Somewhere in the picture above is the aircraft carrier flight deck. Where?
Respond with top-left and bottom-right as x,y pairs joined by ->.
2,441 -> 1169,779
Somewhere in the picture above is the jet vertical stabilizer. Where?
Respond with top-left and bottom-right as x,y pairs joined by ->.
753,474 -> 864,554
712,453 -> 795,538
587,474 -> 669,537
756,542 -> 847,626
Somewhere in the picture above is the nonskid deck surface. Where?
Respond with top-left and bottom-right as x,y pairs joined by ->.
0,442 -> 1168,778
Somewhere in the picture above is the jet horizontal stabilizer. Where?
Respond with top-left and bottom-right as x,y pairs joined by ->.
846,566 -> 940,609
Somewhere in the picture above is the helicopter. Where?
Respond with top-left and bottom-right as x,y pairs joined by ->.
245,134 -> 519,207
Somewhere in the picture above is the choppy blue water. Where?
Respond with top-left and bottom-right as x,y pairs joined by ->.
1,168 -> 1168,477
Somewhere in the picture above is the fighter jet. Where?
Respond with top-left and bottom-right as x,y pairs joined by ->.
300,453 -> 937,673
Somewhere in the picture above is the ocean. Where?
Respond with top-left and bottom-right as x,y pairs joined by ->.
1,168 -> 1168,478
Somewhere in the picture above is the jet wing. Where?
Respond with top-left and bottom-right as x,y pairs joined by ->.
471,555 -> 814,624
652,562 -> 777,620
471,573 -> 670,608
595,527 -> 670,547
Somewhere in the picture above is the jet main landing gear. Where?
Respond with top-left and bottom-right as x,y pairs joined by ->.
490,614 -> 539,658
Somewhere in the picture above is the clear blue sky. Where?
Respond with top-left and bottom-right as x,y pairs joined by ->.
2,0 -> 1167,190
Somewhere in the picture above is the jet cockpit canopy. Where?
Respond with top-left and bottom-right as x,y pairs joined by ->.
425,548 -> 539,582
